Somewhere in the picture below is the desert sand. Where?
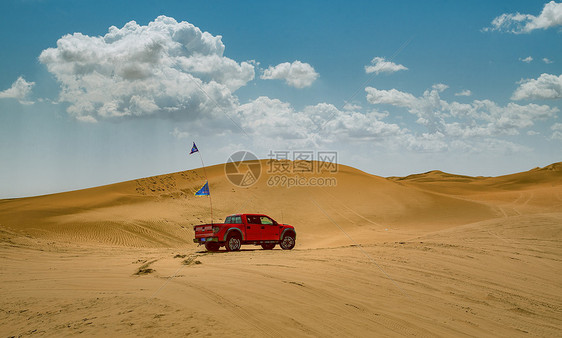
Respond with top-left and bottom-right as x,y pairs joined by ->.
0,161 -> 561,337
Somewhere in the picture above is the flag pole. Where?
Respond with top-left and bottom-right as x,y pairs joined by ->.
191,143 -> 213,224
198,151 -> 213,224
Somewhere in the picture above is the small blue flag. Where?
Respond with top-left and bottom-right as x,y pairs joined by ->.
195,181 -> 210,196
189,142 -> 199,155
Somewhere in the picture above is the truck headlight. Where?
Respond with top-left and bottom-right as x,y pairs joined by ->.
213,226 -> 220,233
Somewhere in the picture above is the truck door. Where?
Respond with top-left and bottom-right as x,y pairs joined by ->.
244,215 -> 261,241
260,216 -> 280,241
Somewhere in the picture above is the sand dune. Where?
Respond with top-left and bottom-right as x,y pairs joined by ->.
0,160 -> 511,247
1,161 -> 561,336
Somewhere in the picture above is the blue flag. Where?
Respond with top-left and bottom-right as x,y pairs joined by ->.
195,181 -> 210,196
189,142 -> 199,155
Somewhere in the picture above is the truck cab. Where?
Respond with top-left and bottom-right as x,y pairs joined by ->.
193,214 -> 296,251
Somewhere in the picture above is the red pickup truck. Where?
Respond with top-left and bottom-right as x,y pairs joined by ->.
193,214 -> 296,251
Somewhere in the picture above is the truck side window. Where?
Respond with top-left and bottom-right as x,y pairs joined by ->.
225,216 -> 232,223
247,216 -> 261,224
260,216 -> 273,225
234,216 -> 242,224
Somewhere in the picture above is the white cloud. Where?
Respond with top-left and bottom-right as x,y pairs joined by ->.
365,87 -> 418,108
432,83 -> 449,92
0,76 -> 35,104
543,57 -> 554,64
313,104 -> 403,142
171,127 -> 190,139
402,132 -> 449,152
76,115 -> 97,123
234,84 -> 550,155
39,16 -> 254,123
260,61 -> 318,88
448,101 -> 558,135
367,84 -> 448,133
484,1 -> 562,34
364,57 -> 408,75
369,109 -> 389,120
520,56 -> 533,63
455,90 -> 472,97
512,73 -> 562,100
527,130 -> 539,135
366,84 -> 559,140
552,123 -> 562,139
552,123 -> 562,130
32,15 -> 559,160
343,102 -> 362,111
477,139 -> 532,154
237,96 -> 311,143
236,96 -> 404,147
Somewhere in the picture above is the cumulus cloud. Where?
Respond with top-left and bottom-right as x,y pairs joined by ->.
33,15 -> 558,158
368,109 -> 389,120
552,123 -> 562,139
484,1 -> 562,34
39,16 -> 254,123
543,57 -> 554,64
366,86 -> 449,134
366,89 -> 553,153
235,94 -> 527,154
365,57 -> 408,75
310,104 -> 403,142
455,90 -> 472,97
432,83 -> 448,92
446,101 -> 558,136
366,84 -> 559,141
260,61 -> 318,88
402,132 -> 449,152
171,127 -> 190,139
512,73 -> 562,100
343,102 -> 362,111
76,115 -> 97,123
0,76 -> 35,104
527,130 -> 539,135
365,87 -> 418,108
235,96 -> 404,147
237,97 -> 311,142
520,56 -> 533,63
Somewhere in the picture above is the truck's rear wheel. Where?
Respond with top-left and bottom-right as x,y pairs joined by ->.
205,242 -> 220,252
261,243 -> 275,250
280,233 -> 295,250
225,233 -> 241,251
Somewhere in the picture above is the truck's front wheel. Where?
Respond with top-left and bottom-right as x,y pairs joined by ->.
225,233 -> 242,251
280,233 -> 295,250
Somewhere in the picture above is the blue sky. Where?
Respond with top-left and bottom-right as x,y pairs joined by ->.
1,0 -> 561,198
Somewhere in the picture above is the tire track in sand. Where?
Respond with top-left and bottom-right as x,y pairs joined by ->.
172,278 -> 280,338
